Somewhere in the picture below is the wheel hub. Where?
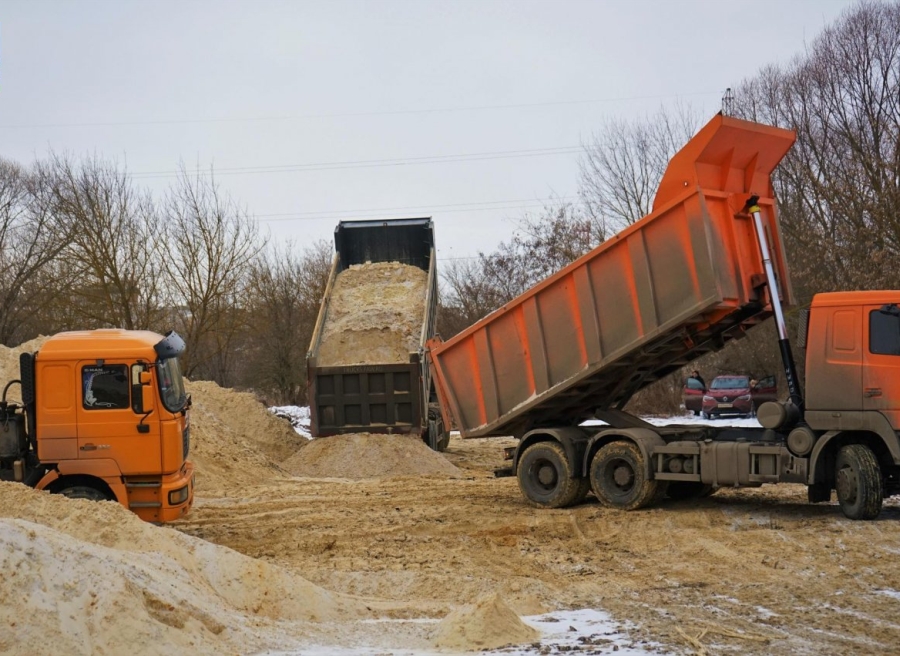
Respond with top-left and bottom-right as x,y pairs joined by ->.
836,466 -> 857,503
613,464 -> 634,488
538,464 -> 557,486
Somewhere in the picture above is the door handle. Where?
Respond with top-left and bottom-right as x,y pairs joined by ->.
79,443 -> 110,451
865,388 -> 882,398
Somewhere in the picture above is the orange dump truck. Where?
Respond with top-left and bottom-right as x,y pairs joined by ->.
427,113 -> 900,519
0,329 -> 194,522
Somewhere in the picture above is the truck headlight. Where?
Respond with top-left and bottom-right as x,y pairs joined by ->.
168,485 -> 189,505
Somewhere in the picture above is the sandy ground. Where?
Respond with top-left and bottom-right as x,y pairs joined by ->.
174,433 -> 900,656
4,331 -> 899,655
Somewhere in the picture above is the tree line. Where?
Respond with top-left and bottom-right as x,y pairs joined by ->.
2,1 -> 895,413
0,155 -> 331,404
438,0 -> 900,413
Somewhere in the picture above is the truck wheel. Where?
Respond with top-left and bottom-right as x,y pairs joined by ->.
56,485 -> 111,502
590,441 -> 660,510
835,444 -> 883,520
666,481 -> 714,501
517,441 -> 585,509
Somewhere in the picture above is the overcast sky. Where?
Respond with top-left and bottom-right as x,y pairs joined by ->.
1,0 -> 858,262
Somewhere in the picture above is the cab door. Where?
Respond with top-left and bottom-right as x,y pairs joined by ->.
862,305 -> 900,428
76,361 -> 161,474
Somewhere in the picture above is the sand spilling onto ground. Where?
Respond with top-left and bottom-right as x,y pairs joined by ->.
315,261 -> 428,366
433,592 -> 539,651
283,432 -> 461,479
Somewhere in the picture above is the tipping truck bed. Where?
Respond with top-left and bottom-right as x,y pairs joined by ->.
427,114 -> 796,438
307,218 -> 441,444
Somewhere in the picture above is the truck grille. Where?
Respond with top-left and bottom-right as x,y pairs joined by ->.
182,425 -> 190,459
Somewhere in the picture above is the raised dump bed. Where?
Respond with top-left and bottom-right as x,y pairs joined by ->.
427,114 -> 796,438
307,218 -> 445,448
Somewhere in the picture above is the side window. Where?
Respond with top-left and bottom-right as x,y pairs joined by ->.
131,364 -> 147,414
870,310 -> 900,355
686,378 -> 704,390
82,364 -> 130,410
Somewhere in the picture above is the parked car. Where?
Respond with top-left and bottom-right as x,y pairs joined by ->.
683,376 -> 706,415
701,374 -> 777,418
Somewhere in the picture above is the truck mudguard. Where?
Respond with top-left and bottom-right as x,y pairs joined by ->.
584,428 -> 666,478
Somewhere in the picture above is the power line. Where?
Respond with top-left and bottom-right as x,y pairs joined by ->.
255,195 -> 580,222
0,90 -> 719,130
130,145 -> 583,179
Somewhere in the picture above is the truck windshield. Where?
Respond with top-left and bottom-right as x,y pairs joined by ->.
156,357 -> 187,413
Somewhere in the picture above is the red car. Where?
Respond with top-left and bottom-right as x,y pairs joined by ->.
700,375 -> 777,418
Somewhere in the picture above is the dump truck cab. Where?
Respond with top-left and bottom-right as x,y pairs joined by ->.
0,329 -> 194,523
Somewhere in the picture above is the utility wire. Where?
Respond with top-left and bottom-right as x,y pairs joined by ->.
130,145 -> 583,179
255,195 -> 580,222
0,90 -> 718,130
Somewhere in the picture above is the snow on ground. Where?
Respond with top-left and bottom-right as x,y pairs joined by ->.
268,406 -> 761,440
255,609 -> 663,656
269,405 -> 311,438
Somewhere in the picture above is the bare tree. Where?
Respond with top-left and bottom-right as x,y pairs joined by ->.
50,153 -> 164,331
0,159 -> 74,343
579,103 -> 701,232
244,240 -> 331,403
732,1 -> 900,300
163,167 -> 265,383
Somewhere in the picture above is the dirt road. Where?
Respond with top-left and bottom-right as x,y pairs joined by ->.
174,435 -> 900,655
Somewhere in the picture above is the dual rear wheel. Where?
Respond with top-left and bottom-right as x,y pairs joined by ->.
517,439 -> 662,510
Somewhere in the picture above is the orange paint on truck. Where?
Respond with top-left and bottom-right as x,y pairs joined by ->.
0,329 -> 194,523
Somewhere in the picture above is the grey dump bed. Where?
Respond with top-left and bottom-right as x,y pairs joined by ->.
307,218 -> 438,437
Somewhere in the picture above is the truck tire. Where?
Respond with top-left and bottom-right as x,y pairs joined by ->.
666,481 -> 714,501
590,441 -> 660,511
517,441 -> 586,509
56,484 -> 111,502
835,444 -> 883,520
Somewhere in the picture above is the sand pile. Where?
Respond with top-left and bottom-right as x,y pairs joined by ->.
283,433 -> 461,479
316,261 -> 427,366
185,380 -> 308,495
432,593 -> 540,651
0,482 -> 369,656
0,336 -> 49,402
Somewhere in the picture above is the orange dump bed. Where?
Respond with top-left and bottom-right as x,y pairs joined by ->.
427,114 -> 796,438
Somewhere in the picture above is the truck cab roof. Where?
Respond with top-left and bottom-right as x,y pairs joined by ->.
36,329 -> 166,362
812,291 -> 900,307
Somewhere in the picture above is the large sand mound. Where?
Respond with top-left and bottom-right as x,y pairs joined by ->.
433,592 -> 540,651
185,380 -> 307,495
0,482 -> 370,656
316,261 -> 427,366
284,433 -> 461,479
